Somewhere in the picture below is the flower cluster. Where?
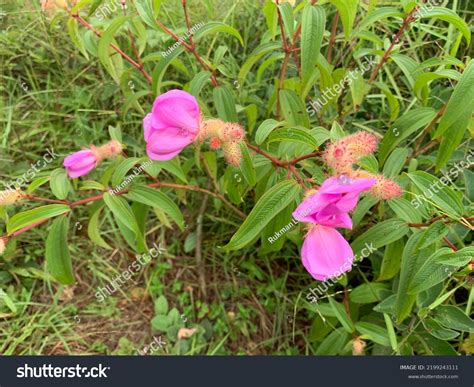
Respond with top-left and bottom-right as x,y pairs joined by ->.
199,119 -> 245,167
323,132 -> 402,200
62,90 -> 246,179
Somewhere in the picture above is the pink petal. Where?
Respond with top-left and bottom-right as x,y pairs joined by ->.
301,225 -> 354,281
151,90 -> 200,134
147,128 -> 195,154
63,150 -> 95,167
143,113 -> 154,142
146,145 -> 182,161
292,192 -> 341,223
66,164 -> 96,178
315,209 -> 353,229
321,176 -> 376,194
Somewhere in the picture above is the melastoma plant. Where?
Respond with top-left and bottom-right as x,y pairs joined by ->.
2,0 -> 473,355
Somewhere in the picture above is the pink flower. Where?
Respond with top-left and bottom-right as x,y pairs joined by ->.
293,176 -> 376,229
63,150 -> 97,178
293,176 -> 376,281
144,90 -> 201,160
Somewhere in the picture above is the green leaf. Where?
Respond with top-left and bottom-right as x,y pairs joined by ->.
315,328 -> 349,355
146,46 -> 184,95
433,306 -> 474,332
238,42 -> 281,86
97,16 -> 129,83
134,0 -> 161,30
378,238 -> 404,281
279,89 -> 310,127
388,198 -> 422,223
152,159 -> 188,183
329,0 -> 358,40
395,231 -> 424,323
67,18 -> 89,59
239,143 -> 257,188
268,127 -> 319,149
50,169 -> 71,200
301,5 -> 325,83
278,3 -> 294,38
355,322 -> 390,347
255,119 -> 284,145
383,148 -> 408,178
111,157 -> 143,187
87,206 -> 112,250
435,110 -> 470,171
419,7 -> 471,44
379,107 -> 436,165
27,176 -> 51,194
328,297 -> 354,333
350,283 -> 390,304
7,205 -> 71,235
358,7 -> 404,31
407,171 -> 464,218
384,313 -> 398,351
154,295 -> 169,315
46,216 -> 74,285
414,70 -> 461,100
434,60 -> 474,140
188,71 -> 211,97
126,186 -> 184,231
194,22 -> 244,46
409,247 -> 474,294
225,180 -> 301,250
213,86 -> 238,122
423,317 -> 459,340
103,192 -> 140,237
351,219 -> 409,258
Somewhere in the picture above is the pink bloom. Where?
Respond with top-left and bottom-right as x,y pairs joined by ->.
144,90 -> 201,160
63,150 -> 97,178
293,176 -> 376,229
293,176 -> 376,281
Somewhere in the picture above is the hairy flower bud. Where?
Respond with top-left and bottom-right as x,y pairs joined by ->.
209,137 -> 222,150
323,131 -> 379,174
222,142 -> 242,167
0,188 -> 23,206
350,170 -> 402,200
90,140 -> 123,161
201,119 -> 246,166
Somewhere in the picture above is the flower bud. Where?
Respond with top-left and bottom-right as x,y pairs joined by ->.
350,170 -> 402,200
0,188 -> 23,206
222,142 -> 242,167
64,140 -> 123,179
